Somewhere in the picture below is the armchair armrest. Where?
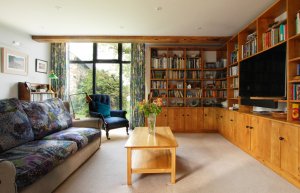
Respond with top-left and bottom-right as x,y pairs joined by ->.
0,159 -> 16,193
110,110 -> 127,118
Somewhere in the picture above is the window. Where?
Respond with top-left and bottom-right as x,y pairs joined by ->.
68,43 -> 131,119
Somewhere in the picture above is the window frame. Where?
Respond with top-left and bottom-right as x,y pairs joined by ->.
68,43 -> 131,109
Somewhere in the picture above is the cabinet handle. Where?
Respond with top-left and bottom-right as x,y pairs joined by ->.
220,116 -> 223,118
165,114 -> 167,117
249,126 -> 253,129
230,119 -> 233,122
246,126 -> 249,128
205,114 -> 207,116
182,114 -> 184,116
279,137 -> 284,141
187,114 -> 189,116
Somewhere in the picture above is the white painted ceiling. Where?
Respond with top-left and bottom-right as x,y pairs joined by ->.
0,0 -> 276,36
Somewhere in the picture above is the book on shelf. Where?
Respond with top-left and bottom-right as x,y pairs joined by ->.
297,64 -> 300,76
242,31 -> 257,59
292,84 -> 300,100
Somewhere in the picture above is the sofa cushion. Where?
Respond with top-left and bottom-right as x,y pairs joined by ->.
0,139 -> 78,189
22,98 -> 72,139
43,127 -> 101,149
0,98 -> 34,153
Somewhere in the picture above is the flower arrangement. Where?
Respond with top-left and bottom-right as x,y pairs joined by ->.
138,98 -> 163,117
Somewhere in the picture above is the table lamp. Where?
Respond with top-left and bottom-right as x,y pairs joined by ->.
48,71 -> 58,93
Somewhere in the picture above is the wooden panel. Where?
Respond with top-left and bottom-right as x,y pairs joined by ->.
32,35 -> 230,45
184,107 -> 203,132
280,124 -> 299,178
156,108 -> 168,126
271,121 -> 282,168
125,127 -> 178,148
167,108 -> 185,132
235,113 -> 250,151
132,149 -> 171,173
203,107 -> 216,131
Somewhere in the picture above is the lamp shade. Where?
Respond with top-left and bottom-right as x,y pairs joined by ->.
48,71 -> 58,79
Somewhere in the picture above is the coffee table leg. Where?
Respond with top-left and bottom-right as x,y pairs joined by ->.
127,148 -> 132,185
171,148 -> 176,183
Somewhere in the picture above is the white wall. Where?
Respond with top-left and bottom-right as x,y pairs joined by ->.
0,23 -> 50,99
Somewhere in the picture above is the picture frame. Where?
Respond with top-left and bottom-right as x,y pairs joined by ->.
35,59 -> 48,73
1,48 -> 28,76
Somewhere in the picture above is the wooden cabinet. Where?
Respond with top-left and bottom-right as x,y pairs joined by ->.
203,107 -> 217,131
184,107 -> 204,132
235,113 -> 251,151
271,121 -> 299,178
156,108 -> 168,126
18,82 -> 55,102
222,110 -> 236,142
167,108 -> 185,132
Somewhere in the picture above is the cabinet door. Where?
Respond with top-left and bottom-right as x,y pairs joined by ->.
156,108 -> 168,126
250,117 -> 271,162
235,113 -> 251,151
185,107 -> 203,132
280,124 -> 299,178
271,121 -> 281,168
168,108 -> 185,132
215,108 -> 224,134
224,110 -> 236,141
203,107 -> 216,131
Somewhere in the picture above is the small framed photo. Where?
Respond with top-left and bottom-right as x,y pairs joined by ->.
1,48 -> 28,76
35,59 -> 48,73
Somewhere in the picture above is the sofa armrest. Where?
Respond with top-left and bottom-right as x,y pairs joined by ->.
0,159 -> 16,193
72,117 -> 103,129
110,110 -> 127,118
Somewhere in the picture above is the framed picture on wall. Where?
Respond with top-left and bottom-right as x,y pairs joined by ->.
1,48 -> 28,76
35,59 -> 48,73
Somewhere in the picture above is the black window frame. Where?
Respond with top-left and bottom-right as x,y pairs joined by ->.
68,43 -> 131,110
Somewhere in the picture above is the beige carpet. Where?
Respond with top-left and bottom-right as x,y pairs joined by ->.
54,129 -> 300,193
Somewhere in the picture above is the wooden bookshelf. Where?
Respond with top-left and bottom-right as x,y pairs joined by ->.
18,82 -> 55,102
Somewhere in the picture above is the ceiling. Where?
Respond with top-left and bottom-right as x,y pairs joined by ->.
0,0 -> 276,38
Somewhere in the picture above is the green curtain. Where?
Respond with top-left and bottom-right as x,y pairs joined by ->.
130,43 -> 145,129
50,43 -> 67,100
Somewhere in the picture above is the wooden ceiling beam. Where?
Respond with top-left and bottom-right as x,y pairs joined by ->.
32,35 -> 231,45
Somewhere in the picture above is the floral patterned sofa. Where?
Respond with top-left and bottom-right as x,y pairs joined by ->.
0,98 -> 102,193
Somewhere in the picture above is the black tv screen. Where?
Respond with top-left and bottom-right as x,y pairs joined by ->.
239,43 -> 286,98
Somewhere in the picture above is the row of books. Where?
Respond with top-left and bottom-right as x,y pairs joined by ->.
151,81 -> 167,89
151,71 -> 166,79
30,93 -> 53,102
186,71 -> 201,79
168,71 -> 185,79
216,91 -> 227,98
230,50 -> 238,64
186,90 -> 202,98
233,77 -> 239,88
262,21 -> 287,50
151,57 -> 185,69
186,58 -> 201,69
241,32 -> 257,59
229,66 -> 238,76
291,84 -> 300,100
169,90 -> 184,98
233,90 -> 239,98
216,81 -> 227,89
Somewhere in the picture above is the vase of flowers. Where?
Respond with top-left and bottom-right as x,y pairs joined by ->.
138,98 -> 162,134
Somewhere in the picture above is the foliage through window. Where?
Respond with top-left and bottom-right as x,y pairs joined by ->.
68,43 -> 131,119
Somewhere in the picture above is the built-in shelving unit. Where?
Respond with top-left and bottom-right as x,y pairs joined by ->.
18,82 -> 55,102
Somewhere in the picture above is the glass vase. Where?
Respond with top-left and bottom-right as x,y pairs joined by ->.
147,113 -> 156,134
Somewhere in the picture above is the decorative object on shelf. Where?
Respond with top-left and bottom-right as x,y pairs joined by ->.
291,103 -> 299,120
1,48 -> 28,76
138,98 -> 162,134
69,92 -> 93,120
35,59 -> 48,73
48,71 -> 58,93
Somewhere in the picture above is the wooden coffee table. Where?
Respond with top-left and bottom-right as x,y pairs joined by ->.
125,127 -> 178,185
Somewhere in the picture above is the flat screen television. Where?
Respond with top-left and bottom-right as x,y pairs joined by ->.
239,43 -> 286,98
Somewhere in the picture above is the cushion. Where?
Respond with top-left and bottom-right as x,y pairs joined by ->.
96,102 -> 111,118
43,127 -> 101,149
22,98 -> 73,139
0,98 -> 34,153
105,117 -> 129,129
0,139 -> 77,189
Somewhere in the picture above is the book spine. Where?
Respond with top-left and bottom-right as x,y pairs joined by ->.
297,11 -> 300,35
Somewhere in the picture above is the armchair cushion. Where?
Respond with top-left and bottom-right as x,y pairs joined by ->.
104,117 -> 129,129
110,110 -> 127,118
96,102 -> 111,118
